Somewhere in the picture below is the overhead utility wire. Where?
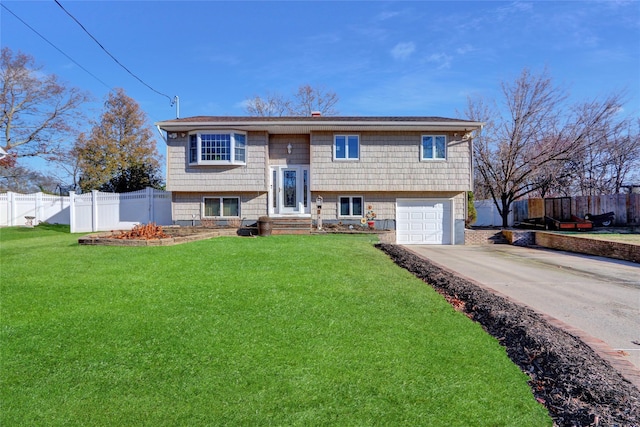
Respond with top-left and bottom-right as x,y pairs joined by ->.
1,3 -> 111,90
53,0 -> 175,106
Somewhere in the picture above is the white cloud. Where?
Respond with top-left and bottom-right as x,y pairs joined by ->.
427,53 -> 452,69
391,42 -> 416,60
374,11 -> 400,21
456,44 -> 475,55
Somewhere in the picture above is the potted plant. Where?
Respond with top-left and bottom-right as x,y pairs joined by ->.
365,205 -> 376,229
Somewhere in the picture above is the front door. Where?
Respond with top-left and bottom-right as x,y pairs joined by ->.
270,165 -> 310,215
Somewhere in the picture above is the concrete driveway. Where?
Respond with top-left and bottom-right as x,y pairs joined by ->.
404,244 -> 640,383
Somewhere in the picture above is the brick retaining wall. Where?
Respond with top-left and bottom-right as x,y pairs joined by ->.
465,229 -> 507,245
534,232 -> 640,263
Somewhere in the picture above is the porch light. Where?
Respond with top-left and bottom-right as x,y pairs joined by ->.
287,143 -> 292,154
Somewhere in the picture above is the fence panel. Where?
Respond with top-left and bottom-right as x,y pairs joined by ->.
474,200 -> 513,226
41,194 -> 70,224
71,193 -> 95,232
69,189 -> 173,233
152,190 -> 172,225
0,193 -> 7,226
629,194 -> 640,224
475,194 -> 639,228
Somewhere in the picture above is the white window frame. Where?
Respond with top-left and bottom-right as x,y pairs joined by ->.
338,195 -> 364,218
333,134 -> 360,161
189,131 -> 246,165
202,196 -> 241,218
421,135 -> 447,161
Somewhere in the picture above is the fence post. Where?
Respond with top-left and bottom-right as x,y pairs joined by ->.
147,187 -> 154,223
91,190 -> 99,232
69,191 -> 76,233
8,191 -> 15,226
35,192 -> 43,224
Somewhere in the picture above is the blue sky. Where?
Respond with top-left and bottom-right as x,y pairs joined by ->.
2,0 -> 639,179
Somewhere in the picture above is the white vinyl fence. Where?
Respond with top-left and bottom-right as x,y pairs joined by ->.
1,188 -> 172,233
474,200 -> 514,227
1,192 -> 71,227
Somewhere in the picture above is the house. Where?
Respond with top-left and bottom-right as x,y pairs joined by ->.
155,115 -> 483,244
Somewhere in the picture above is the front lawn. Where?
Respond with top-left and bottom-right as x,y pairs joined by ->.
0,226 -> 551,426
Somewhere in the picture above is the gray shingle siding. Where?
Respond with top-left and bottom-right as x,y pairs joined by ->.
166,131 -> 268,192
310,131 -> 471,192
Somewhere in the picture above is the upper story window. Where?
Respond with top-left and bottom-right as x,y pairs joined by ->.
189,132 -> 246,165
421,135 -> 446,160
334,135 -> 359,160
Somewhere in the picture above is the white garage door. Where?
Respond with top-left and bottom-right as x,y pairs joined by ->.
396,199 -> 453,245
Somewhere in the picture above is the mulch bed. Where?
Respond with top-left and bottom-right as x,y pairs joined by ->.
377,243 -> 640,427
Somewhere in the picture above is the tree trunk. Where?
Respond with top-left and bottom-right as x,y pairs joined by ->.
501,195 -> 511,228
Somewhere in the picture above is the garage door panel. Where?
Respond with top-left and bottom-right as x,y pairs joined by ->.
396,199 -> 452,245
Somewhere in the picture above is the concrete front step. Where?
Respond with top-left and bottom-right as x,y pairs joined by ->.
269,218 -> 312,235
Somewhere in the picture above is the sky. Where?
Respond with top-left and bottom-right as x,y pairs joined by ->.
1,0 -> 639,183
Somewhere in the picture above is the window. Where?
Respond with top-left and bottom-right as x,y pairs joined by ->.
334,135 -> 359,160
189,132 -> 247,165
203,197 -> 240,217
339,196 -> 363,217
421,135 -> 446,160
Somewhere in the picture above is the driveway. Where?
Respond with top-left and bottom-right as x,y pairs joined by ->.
404,244 -> 640,377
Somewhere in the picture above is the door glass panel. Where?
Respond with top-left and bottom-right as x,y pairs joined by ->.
303,170 -> 308,207
284,170 -> 297,208
272,170 -> 277,209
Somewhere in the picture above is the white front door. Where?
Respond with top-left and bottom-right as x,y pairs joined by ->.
270,166 -> 310,215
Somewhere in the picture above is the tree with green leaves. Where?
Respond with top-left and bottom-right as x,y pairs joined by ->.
76,88 -> 163,192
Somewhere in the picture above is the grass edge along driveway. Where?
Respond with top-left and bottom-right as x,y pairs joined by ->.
0,225 -> 551,426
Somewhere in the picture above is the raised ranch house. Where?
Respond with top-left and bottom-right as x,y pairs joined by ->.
155,115 -> 483,244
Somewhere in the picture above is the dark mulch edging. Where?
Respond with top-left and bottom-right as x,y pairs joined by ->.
377,243 -> 640,427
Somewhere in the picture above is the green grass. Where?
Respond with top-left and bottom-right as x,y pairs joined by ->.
1,225 -> 551,426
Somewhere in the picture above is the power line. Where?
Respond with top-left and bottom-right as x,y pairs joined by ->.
53,0 -> 175,105
1,3 -> 112,90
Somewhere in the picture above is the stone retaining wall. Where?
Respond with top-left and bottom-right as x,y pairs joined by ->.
535,232 -> 640,264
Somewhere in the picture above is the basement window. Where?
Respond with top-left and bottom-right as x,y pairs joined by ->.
203,197 -> 240,217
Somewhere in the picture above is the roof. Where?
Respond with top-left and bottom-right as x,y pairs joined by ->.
155,115 -> 484,134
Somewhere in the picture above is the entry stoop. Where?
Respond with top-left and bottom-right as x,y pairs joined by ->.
271,217 -> 312,235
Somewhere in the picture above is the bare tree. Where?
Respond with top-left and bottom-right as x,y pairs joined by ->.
1,48 -> 89,160
466,68 -> 624,227
608,120 -> 640,193
244,92 -> 291,117
244,84 -> 339,117
570,119 -> 639,195
0,162 -> 59,193
290,84 -> 339,116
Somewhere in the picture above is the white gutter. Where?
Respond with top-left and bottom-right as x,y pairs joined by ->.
156,125 -> 168,143
155,119 -> 483,129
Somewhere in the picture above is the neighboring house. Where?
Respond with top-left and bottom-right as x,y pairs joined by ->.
155,115 -> 483,244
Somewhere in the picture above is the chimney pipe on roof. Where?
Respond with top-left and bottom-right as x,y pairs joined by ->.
311,111 -> 322,117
